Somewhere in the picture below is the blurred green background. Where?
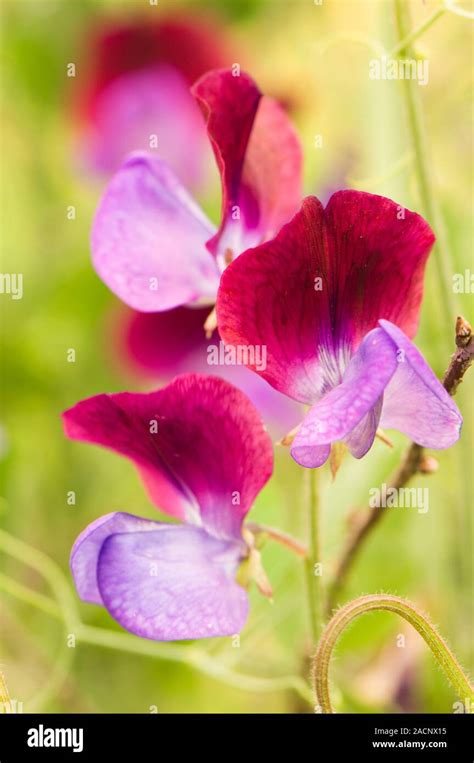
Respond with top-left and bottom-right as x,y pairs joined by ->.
1,0 -> 472,713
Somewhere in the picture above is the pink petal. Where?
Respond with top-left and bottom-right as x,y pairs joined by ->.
84,65 -> 212,186
91,153 -> 219,311
97,524 -> 248,641
63,374 -> 273,539
192,69 -> 302,261
291,328 -> 398,467
379,320 -> 462,448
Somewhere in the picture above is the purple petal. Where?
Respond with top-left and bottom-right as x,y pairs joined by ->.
84,65 -> 212,187
379,320 -> 462,448
192,69 -> 302,261
70,512 -> 161,604
91,153 -> 219,311
97,524 -> 248,640
291,328 -> 398,467
63,374 -> 273,539
344,397 -> 383,459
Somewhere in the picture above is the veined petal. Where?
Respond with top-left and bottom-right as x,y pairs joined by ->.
379,320 -> 462,448
291,328 -> 398,468
63,374 -> 273,540
217,197 -> 332,404
97,524 -> 248,641
192,69 -> 302,262
70,511 -> 163,604
91,153 -> 219,311
325,191 -> 435,346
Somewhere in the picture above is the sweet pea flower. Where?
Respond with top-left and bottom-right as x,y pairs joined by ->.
62,374 -> 273,640
91,68 -> 302,315
216,192 -> 463,468
75,15 -> 231,185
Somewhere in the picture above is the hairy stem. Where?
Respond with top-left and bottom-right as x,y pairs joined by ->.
327,316 -> 473,613
313,594 -> 474,713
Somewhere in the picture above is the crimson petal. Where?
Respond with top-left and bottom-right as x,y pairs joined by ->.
193,69 -> 302,261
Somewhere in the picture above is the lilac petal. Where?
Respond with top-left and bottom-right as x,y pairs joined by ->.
70,512 -> 162,604
379,320 -> 462,448
91,153 -> 219,311
291,328 -> 398,467
85,65 -> 212,187
344,397 -> 383,459
97,524 -> 248,640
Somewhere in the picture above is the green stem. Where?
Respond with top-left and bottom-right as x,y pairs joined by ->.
388,5 -> 446,58
393,0 -> 457,320
304,468 -> 323,643
313,594 -> 474,713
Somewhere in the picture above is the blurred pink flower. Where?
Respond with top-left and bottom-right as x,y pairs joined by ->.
75,14 -> 231,187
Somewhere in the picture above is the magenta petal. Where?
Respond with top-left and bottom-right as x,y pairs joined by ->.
97,525 -> 248,640
120,306 -> 213,377
379,320 -> 462,448
116,307 -> 302,438
63,374 -> 273,539
70,512 -> 161,604
192,69 -> 302,260
291,328 -> 398,467
217,197 -> 332,404
91,153 -> 219,311
85,65 -> 212,186
325,191 -> 435,346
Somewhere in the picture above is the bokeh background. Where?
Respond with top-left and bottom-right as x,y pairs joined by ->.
1,0 -> 472,713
